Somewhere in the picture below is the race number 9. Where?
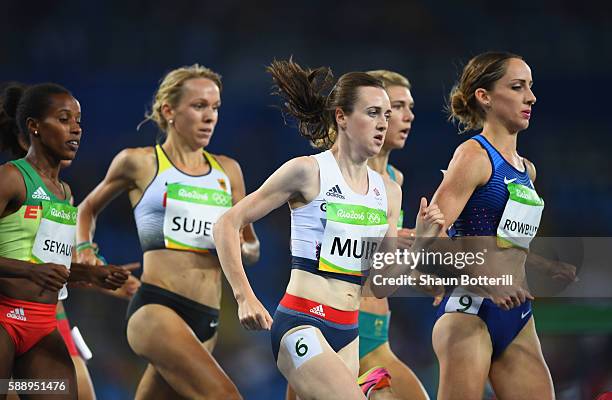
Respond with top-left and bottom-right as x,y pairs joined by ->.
456,295 -> 473,312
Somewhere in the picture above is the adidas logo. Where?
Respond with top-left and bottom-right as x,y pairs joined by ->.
326,185 -> 345,199
309,304 -> 326,317
6,307 -> 26,321
32,187 -> 51,200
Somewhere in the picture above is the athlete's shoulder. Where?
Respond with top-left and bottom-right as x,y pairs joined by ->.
383,175 -> 401,200
104,147 -> 156,184
388,165 -> 404,186
272,156 -> 319,191
0,161 -> 23,180
445,138 -> 491,187
456,137 -> 488,157
451,139 -> 490,168
210,153 -> 241,174
60,181 -> 74,205
120,146 -> 155,159
522,157 -> 536,182
210,154 -> 245,191
0,162 -> 26,189
0,162 -> 26,208
115,146 -> 155,169
289,155 -> 319,177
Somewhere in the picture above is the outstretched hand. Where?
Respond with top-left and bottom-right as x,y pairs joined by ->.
29,263 -> 69,292
415,197 -> 445,242
89,262 -> 137,290
107,263 -> 142,299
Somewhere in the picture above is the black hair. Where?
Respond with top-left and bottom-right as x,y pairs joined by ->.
0,82 -> 72,157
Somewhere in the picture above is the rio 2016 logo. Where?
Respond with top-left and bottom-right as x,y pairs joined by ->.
367,212 -> 381,224
212,193 -> 230,206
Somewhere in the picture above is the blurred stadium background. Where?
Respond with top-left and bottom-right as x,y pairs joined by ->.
1,1 -> 611,398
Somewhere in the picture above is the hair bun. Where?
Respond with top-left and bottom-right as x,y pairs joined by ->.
449,87 -> 469,117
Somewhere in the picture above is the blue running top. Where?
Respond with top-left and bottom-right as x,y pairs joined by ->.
450,134 -> 533,237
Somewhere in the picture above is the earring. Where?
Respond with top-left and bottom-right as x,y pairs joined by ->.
34,130 -> 39,136
168,119 -> 174,125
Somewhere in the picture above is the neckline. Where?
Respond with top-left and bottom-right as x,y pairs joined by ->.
326,150 -> 371,198
477,135 -> 527,174
159,144 -> 212,178
22,159 -> 68,202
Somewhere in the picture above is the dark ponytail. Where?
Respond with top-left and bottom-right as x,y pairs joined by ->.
267,58 -> 335,149
267,58 -> 384,150
0,83 -> 27,157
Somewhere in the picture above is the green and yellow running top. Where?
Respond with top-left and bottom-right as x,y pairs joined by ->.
0,158 -> 69,261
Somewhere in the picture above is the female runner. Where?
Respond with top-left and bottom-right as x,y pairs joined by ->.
431,52 -> 553,399
0,83 -> 130,399
0,90 -> 140,400
77,64 -> 259,399
358,70 -> 429,400
214,59 -> 442,400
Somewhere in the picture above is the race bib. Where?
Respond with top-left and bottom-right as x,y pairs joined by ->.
31,201 -> 77,300
283,327 -> 323,369
318,202 -> 388,276
496,182 -> 544,250
163,183 -> 231,252
444,287 -> 484,315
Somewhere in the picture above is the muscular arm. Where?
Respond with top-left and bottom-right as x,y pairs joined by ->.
431,140 -> 491,233
0,163 -> 25,218
0,164 -> 31,277
216,154 -> 261,266
400,141 -> 493,278
76,148 -> 150,263
213,156 -> 319,329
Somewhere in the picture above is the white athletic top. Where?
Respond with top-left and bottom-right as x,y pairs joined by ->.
133,144 -> 232,253
290,150 -> 388,284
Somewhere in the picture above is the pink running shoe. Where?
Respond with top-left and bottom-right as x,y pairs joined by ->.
357,366 -> 392,398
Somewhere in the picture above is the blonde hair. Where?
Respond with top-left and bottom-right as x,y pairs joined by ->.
366,70 -> 411,90
141,64 -> 222,132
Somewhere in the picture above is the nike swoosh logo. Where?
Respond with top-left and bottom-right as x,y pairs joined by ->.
209,320 -> 219,328
504,177 -> 517,185
521,310 -> 531,319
